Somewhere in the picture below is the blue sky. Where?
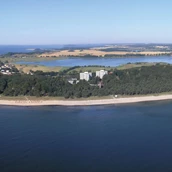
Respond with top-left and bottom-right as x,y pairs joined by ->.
1,0 -> 172,44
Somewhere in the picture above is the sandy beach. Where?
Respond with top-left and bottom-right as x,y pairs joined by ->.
0,95 -> 172,106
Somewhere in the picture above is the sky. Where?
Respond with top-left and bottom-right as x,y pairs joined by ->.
1,0 -> 172,45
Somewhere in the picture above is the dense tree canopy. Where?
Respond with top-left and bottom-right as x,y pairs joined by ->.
1,64 -> 172,98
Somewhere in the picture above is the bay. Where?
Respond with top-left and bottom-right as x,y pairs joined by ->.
1,102 -> 172,171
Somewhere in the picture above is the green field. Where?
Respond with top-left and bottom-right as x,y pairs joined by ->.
116,62 -> 169,70
15,64 -> 68,73
0,56 -> 62,63
13,62 -> 169,73
64,62 -> 169,74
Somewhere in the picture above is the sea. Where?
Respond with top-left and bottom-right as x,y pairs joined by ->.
1,101 -> 172,172
0,45 -> 63,55
0,45 -> 103,55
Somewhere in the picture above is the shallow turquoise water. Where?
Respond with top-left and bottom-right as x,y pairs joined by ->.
1,102 -> 172,171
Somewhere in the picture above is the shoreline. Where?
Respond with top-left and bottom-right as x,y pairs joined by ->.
1,95 -> 172,106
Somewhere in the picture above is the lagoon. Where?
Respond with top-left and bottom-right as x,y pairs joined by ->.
17,56 -> 172,67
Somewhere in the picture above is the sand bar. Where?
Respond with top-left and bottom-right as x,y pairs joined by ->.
0,95 -> 172,106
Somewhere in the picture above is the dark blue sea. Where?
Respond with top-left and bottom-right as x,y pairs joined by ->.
1,101 -> 172,172
0,45 -> 63,55
0,45 -> 102,55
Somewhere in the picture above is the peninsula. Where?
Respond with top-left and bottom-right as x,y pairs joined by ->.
1,61 -> 172,106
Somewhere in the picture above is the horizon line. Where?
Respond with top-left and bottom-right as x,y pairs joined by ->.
1,43 -> 172,46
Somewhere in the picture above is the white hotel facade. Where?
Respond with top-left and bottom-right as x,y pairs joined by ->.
96,70 -> 108,79
80,72 -> 92,81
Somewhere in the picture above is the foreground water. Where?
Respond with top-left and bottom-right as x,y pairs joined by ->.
1,102 -> 172,172
17,56 -> 172,67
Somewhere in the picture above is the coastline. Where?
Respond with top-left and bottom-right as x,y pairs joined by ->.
1,95 -> 172,106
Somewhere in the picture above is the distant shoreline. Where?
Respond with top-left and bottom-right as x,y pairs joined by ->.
1,95 -> 172,106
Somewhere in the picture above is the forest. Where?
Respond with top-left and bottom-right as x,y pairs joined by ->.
1,64 -> 172,98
